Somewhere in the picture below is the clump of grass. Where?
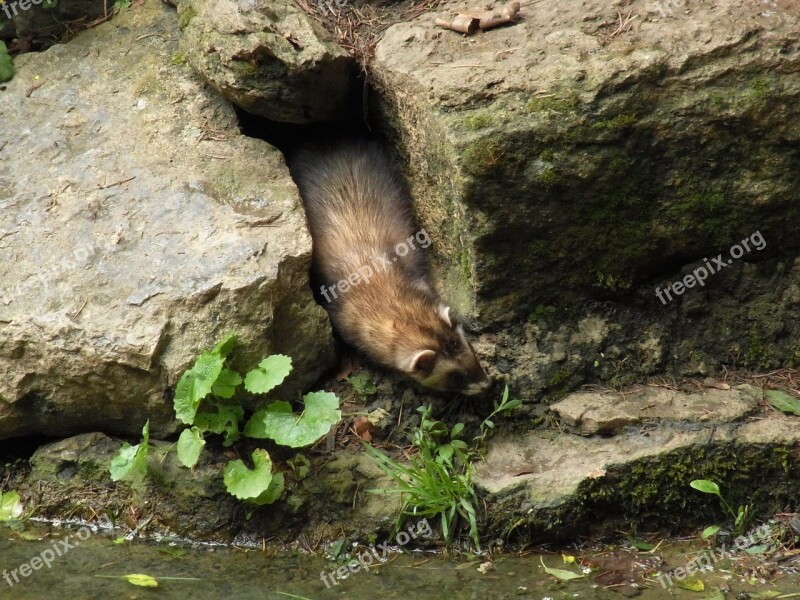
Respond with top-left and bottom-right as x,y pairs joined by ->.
365,386 -> 520,550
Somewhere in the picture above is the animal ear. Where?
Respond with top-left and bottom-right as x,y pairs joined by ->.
438,305 -> 452,327
406,349 -> 437,374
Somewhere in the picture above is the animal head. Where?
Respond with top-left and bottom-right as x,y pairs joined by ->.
399,304 -> 492,395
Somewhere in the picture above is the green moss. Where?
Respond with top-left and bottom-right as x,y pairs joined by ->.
547,370 -> 571,387
579,444 -> 798,529
461,139 -> 505,175
460,247 -> 471,283
595,271 -> 632,291
170,53 -> 187,66
527,305 -> 557,322
533,166 -> 559,188
675,192 -> 726,214
538,148 -> 555,162
743,331 -> 775,370
747,77 -> 772,101
230,59 -> 259,78
589,113 -> 637,132
463,113 -> 492,131
526,93 -> 580,114
488,442 -> 800,542
708,93 -> 729,109
461,136 -> 525,175
178,6 -> 197,30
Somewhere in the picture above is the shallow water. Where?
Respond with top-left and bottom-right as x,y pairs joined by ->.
0,522 -> 798,599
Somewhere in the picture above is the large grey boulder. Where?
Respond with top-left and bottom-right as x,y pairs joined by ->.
0,0 -> 334,440
371,0 -> 800,399
177,0 -> 355,123
475,385 -> 800,538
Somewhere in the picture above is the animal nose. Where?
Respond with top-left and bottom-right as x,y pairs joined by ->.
465,378 -> 493,395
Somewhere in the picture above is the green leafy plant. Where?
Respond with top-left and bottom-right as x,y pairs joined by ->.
0,489 -> 23,521
767,389 -> 800,416
474,385 -> 522,448
0,41 -> 14,84
245,391 -> 340,448
109,421 -> 150,482
366,385 -> 520,550
346,372 -> 377,397
110,334 -> 341,505
690,479 -> 752,537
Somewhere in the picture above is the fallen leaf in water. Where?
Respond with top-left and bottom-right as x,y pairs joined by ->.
477,561 -> 495,574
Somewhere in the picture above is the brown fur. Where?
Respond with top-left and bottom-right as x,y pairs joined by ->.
290,141 -> 491,395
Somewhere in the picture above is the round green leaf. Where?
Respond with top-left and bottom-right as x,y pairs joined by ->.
194,404 -> 244,446
244,355 -> 293,394
174,353 -> 225,424
244,391 -> 340,448
249,472 -> 285,505
109,421 -> 150,482
223,449 -> 273,500
700,525 -> 721,539
211,368 -> 243,399
177,427 -> 205,468
0,491 -> 23,521
690,480 -> 721,496
123,573 -> 158,588
212,333 -> 237,358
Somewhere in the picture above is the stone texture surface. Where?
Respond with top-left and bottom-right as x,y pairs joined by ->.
177,0 -> 355,123
0,0 -> 335,440
14,432 -> 399,544
6,0 -> 107,39
474,389 -> 800,538
371,0 -> 800,402
550,384 -> 761,435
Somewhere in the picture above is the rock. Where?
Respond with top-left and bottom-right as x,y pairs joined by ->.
8,0 -> 107,40
371,0 -> 800,397
474,388 -> 800,539
177,0 -> 355,124
15,432 -> 399,543
551,384 -> 761,435
0,0 -> 335,440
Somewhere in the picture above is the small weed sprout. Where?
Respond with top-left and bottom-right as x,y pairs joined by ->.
690,479 -> 752,538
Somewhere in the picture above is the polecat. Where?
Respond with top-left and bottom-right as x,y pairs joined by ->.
289,141 -> 491,395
